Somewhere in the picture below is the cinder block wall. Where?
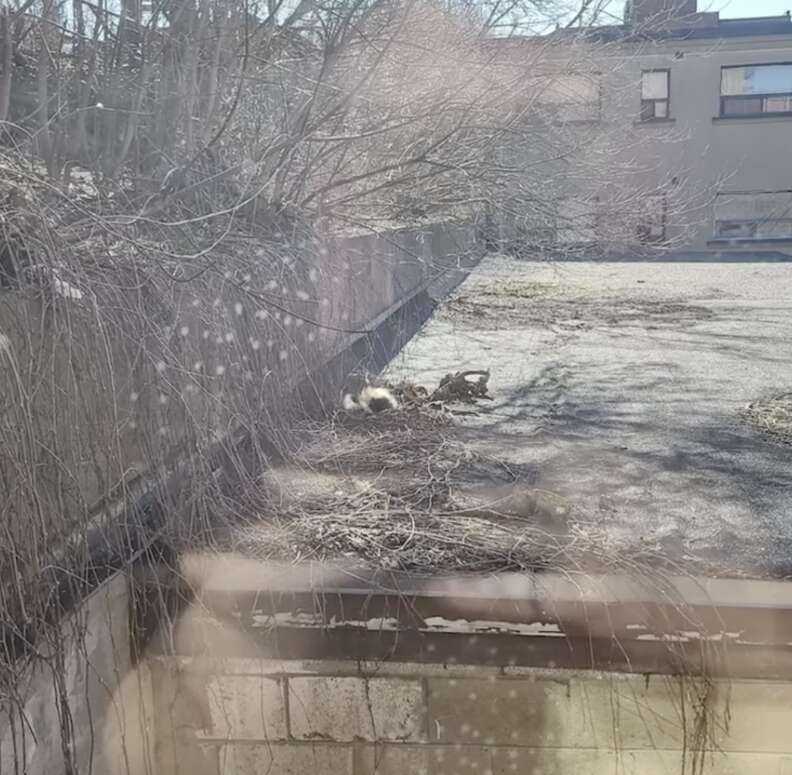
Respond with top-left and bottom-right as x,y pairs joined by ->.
0,574 -> 155,775
148,656 -> 792,775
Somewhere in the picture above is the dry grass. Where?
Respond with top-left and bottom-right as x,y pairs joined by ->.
195,404 -> 571,572
474,279 -> 563,299
193,402 -> 713,578
742,392 -> 792,444
441,290 -> 714,331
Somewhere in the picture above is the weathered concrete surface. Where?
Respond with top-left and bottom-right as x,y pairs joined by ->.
387,255 -> 792,578
204,674 -> 287,740
289,676 -> 425,742
148,656 -> 792,775
0,573 -> 155,775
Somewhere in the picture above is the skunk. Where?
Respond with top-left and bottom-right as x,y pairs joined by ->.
342,385 -> 398,413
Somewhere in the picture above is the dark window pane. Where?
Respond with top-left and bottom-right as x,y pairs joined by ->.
722,96 -> 763,115
757,219 -> 792,238
765,95 -> 792,113
716,221 -> 757,238
640,99 -> 670,121
638,196 -> 666,243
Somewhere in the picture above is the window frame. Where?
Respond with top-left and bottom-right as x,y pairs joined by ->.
640,69 -> 671,122
637,194 -> 667,244
714,220 -> 758,239
538,71 -> 603,124
720,62 -> 792,118
712,189 -> 792,242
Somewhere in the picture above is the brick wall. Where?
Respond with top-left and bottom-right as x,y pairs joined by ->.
148,656 -> 792,775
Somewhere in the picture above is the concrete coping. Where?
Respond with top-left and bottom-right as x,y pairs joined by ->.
190,556 -> 792,610
173,556 -> 792,677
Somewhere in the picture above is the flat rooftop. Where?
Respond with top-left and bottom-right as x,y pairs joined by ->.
386,255 -> 792,579
539,12 -> 792,41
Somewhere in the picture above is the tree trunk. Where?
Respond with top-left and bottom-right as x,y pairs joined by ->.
36,1 -> 54,174
0,8 -> 11,124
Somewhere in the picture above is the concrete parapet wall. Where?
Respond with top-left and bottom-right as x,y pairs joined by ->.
0,223 -> 478,547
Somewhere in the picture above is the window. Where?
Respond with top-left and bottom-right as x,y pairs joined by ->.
720,63 -> 792,117
637,195 -> 667,243
555,197 -> 598,244
713,191 -> 792,240
640,70 -> 670,121
539,74 -> 601,122
715,221 -> 757,239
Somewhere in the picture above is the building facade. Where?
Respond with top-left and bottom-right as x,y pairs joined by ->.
620,9 -> 792,253
500,5 -> 792,255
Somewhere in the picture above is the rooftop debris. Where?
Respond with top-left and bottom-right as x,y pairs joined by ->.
195,370 -> 701,577
742,392 -> 792,445
190,370 -> 572,572
432,370 -> 492,404
215,412 -> 573,573
387,370 -> 492,413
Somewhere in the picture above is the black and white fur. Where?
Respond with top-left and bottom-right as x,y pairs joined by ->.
342,385 -> 398,413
